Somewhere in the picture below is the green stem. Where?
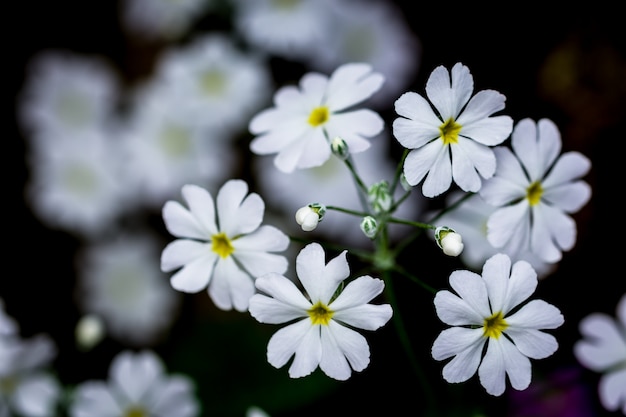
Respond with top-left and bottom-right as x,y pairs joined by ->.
383,270 -> 437,416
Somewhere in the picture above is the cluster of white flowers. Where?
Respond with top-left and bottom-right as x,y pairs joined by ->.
12,0 -> 619,416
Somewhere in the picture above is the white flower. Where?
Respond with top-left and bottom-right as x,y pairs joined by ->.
393,62 -> 513,197
121,0 -> 211,40
248,242 -> 393,381
161,180 -> 290,312
18,50 -> 119,142
479,118 -> 592,263
120,80 -> 236,208
574,294 -> 626,414
75,231 -> 182,346
249,62 -> 385,173
24,128 -> 131,238
231,0 -> 334,61
154,33 -> 272,135
0,333 -> 60,417
68,350 -> 199,417
432,253 -> 564,396
432,192 -> 555,278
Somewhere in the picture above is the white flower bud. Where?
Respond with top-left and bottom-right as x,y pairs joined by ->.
331,136 -> 349,160
400,173 -> 412,192
361,216 -> 378,239
368,180 -> 392,214
75,314 -> 105,351
435,226 -> 464,257
295,203 -> 326,232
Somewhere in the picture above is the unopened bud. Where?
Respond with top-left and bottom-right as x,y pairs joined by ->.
361,216 -> 378,239
368,180 -> 392,214
295,203 -> 326,232
400,173 -> 412,192
435,226 -> 464,257
75,314 -> 105,351
331,136 -> 349,160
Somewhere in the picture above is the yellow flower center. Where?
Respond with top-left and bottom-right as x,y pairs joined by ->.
439,118 -> 462,145
272,0 -> 299,9
201,69 -> 225,96
58,92 -> 90,128
483,311 -> 508,339
160,125 -> 191,157
308,301 -> 334,325
124,406 -> 147,417
62,162 -> 97,196
212,232 -> 234,258
308,106 -> 330,127
526,181 -> 544,206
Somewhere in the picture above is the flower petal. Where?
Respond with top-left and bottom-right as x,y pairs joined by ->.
266,319 -> 316,371
320,321 -> 370,380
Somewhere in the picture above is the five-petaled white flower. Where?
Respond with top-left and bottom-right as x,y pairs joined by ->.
249,62 -> 385,173
432,253 -> 564,396
392,62 -> 513,197
68,350 -> 199,417
248,242 -> 393,381
479,118 -> 592,263
573,293 -> 626,414
161,180 -> 290,312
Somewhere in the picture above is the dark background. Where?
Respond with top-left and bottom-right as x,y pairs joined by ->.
7,1 -> 626,416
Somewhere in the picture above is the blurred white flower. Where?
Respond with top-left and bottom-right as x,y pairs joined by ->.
120,79 -> 237,208
153,33 -> 273,135
308,0 -> 421,108
246,406 -> 270,417
24,128 -> 132,238
121,0 -> 212,41
18,49 -> 119,142
75,231 -> 182,346
68,350 -> 199,417
0,298 -> 17,336
0,333 -> 60,417
574,294 -> 626,414
231,0 -> 334,61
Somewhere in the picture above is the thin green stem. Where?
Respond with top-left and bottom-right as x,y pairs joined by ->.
326,205 -> 369,218
383,270 -> 437,416
391,263 -> 438,295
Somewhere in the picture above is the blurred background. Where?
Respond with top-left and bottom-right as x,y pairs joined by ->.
7,0 -> 626,416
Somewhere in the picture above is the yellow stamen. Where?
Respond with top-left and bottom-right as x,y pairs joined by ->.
125,406 -> 147,417
308,106 -> 329,127
439,118 -> 462,145
212,232 -> 234,259
483,311 -> 508,339
526,181 -> 544,206
160,125 -> 191,157
201,69 -> 225,95
308,301 -> 334,325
